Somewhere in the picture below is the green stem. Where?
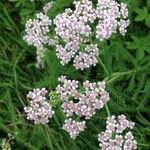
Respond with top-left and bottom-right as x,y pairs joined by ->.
111,70 -> 135,76
44,125 -> 54,150
13,50 -> 26,107
59,107 -> 66,119
138,143 -> 150,147
98,57 -> 109,76
105,103 -> 111,117
106,70 -> 136,84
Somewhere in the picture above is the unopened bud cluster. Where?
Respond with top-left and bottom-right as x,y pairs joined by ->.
49,91 -> 61,107
1,138 -> 11,150
24,88 -> 54,124
98,115 -> 137,150
56,76 -> 110,139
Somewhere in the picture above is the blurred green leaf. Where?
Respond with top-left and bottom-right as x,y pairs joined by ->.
126,36 -> 150,52
134,7 -> 148,21
145,15 -> 150,27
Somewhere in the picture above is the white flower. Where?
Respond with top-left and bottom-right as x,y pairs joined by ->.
56,76 -> 110,120
54,0 -> 129,70
23,11 -> 57,68
24,13 -> 51,49
96,0 -> 129,40
63,118 -> 86,139
98,115 -> 137,150
73,44 -> 99,70
24,88 -> 54,124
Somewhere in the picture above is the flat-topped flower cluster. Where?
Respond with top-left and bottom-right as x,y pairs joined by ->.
62,118 -> 86,140
23,2 -> 57,68
54,0 -> 129,70
24,0 -> 129,70
56,76 -> 110,139
24,88 -> 54,124
23,13 -> 51,68
98,115 -> 137,150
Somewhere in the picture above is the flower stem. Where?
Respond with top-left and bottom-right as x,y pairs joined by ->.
138,143 -> 150,147
98,57 -> 109,76
105,103 -> 111,117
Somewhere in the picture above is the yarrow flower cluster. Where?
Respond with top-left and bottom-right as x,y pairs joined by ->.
23,12 -> 51,67
63,118 -> 86,140
73,44 -> 99,70
54,0 -> 97,70
23,2 -> 56,68
96,0 -> 130,40
56,76 -> 110,138
98,115 -> 137,150
24,88 -> 54,124
54,0 -> 129,70
24,12 -> 52,49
